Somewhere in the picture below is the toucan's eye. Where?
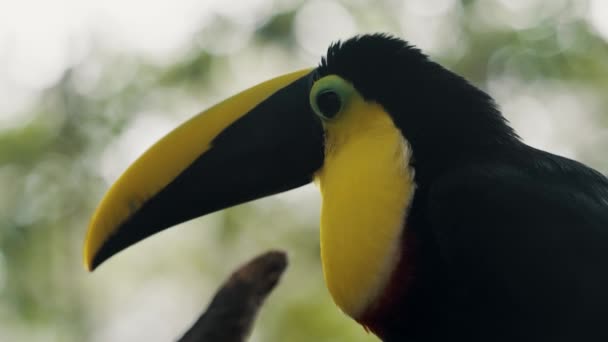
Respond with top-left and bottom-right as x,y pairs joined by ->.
310,75 -> 354,121
315,90 -> 342,119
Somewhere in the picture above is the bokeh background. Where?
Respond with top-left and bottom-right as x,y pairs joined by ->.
2,0 -> 608,341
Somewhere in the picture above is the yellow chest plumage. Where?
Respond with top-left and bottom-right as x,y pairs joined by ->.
315,98 -> 415,318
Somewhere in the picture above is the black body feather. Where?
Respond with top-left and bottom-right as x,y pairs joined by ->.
321,34 -> 608,341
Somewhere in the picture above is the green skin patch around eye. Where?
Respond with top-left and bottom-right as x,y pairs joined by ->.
310,75 -> 356,120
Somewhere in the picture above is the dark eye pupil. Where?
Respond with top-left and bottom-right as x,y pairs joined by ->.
316,91 -> 341,119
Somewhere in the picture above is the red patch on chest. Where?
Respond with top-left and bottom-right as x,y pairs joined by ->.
356,229 -> 417,339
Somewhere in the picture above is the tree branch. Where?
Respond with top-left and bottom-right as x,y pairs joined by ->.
177,250 -> 288,342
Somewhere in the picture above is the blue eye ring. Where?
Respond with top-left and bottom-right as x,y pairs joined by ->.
310,75 -> 354,121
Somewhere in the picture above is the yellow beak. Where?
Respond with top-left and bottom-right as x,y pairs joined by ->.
84,68 -> 324,270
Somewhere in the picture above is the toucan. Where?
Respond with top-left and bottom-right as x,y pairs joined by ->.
83,34 -> 608,341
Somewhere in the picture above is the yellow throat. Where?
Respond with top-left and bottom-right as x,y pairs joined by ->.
315,96 -> 415,318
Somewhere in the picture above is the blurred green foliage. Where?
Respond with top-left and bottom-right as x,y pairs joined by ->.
1,0 -> 608,341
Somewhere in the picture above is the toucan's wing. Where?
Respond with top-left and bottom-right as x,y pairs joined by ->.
427,159 -> 608,341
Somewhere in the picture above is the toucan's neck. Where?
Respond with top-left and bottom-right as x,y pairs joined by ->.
315,99 -> 416,319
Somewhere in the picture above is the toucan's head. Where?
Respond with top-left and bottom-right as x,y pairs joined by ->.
84,34 -> 517,330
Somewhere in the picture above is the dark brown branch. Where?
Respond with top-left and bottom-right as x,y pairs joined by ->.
177,250 -> 288,342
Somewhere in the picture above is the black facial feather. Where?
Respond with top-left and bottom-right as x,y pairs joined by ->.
317,34 -> 521,181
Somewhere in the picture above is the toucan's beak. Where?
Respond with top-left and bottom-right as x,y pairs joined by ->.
84,68 -> 324,271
